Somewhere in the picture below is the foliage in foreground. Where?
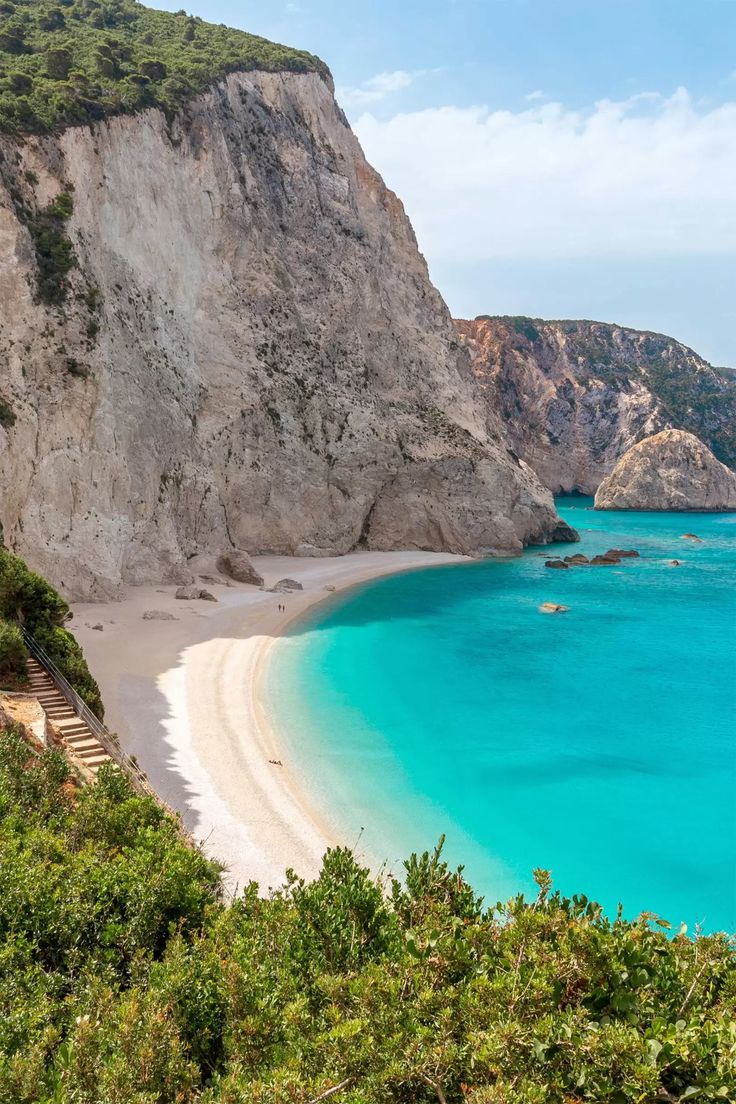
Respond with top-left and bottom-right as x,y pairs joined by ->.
0,547 -> 103,717
0,728 -> 733,1104
0,0 -> 329,135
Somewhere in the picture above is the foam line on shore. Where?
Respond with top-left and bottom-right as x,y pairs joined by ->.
70,551 -> 467,891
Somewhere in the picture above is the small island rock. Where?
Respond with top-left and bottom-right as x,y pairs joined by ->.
594,430 -> 736,512
544,559 -> 569,569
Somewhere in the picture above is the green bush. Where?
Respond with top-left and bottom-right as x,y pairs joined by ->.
0,548 -> 103,717
0,620 -> 28,688
0,729 -> 733,1103
26,196 -> 76,304
0,0 -> 331,135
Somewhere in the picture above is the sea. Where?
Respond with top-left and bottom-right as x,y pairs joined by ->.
266,499 -> 736,932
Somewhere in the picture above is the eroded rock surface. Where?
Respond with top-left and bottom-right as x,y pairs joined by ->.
456,316 -> 736,494
595,430 -> 736,512
0,72 -> 567,600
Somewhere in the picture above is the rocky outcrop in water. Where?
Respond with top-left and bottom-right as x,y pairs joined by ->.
595,430 -> 736,511
0,72 -> 569,599
456,316 -> 736,494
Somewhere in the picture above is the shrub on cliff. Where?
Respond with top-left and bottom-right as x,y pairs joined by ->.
0,620 -> 28,689
0,0 -> 331,135
0,729 -> 733,1103
0,548 -> 103,716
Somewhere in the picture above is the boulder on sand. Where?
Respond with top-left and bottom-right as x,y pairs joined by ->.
273,578 -> 303,592
175,585 -> 218,602
143,609 -> 178,620
216,550 -> 264,586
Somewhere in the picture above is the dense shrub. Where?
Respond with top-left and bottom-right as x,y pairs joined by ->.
25,190 -> 76,304
0,728 -> 733,1103
0,548 -> 103,716
0,0 -> 330,135
0,620 -> 28,688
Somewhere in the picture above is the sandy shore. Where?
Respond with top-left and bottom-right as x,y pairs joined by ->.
70,551 -> 466,891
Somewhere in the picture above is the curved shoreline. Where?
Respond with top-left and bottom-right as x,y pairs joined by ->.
70,551 -> 467,891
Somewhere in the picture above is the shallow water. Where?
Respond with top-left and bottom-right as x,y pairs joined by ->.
267,500 -> 736,931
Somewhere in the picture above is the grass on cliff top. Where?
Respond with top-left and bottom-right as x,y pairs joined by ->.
0,0 -> 330,134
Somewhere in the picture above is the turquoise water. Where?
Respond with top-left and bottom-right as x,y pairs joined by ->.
267,500 -> 736,932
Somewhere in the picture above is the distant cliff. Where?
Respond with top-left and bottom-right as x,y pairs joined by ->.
0,57 -> 568,599
456,316 -> 736,494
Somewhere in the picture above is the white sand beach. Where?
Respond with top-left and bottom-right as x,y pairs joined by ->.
70,551 -> 466,892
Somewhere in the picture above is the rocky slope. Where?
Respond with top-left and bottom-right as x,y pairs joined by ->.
0,71 -> 571,599
456,316 -> 736,494
594,429 -> 736,512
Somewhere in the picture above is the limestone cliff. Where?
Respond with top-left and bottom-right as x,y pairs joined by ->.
0,72 -> 568,599
594,429 -> 736,512
456,316 -> 736,494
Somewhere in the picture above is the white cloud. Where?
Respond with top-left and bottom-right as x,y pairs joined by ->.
338,70 -> 416,108
353,88 -> 736,260
525,89 -> 546,101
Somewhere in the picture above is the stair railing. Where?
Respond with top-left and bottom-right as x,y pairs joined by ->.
20,626 -> 157,800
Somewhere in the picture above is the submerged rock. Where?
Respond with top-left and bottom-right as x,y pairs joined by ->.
595,430 -> 736,512
539,602 -> 569,614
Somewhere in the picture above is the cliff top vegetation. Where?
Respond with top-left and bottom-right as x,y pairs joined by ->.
0,0 -> 330,134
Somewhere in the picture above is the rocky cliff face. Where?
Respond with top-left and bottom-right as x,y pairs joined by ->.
456,316 -> 736,495
594,429 -> 736,512
0,72 -> 569,599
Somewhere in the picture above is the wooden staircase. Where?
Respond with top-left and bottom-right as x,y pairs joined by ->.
26,657 -> 111,774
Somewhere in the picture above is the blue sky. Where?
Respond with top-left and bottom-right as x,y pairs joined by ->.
151,1 -> 736,365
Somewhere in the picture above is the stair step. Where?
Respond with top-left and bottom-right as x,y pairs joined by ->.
76,747 -> 106,760
65,739 -> 98,751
